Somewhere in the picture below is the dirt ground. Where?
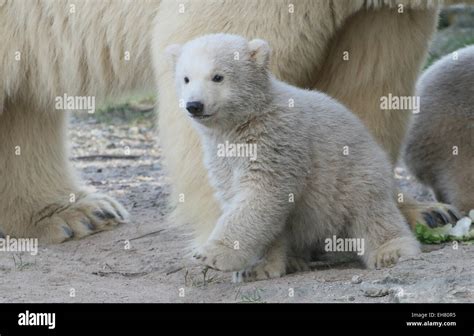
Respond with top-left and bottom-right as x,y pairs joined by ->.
0,113 -> 472,304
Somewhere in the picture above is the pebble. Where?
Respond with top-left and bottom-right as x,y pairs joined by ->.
361,284 -> 390,297
351,275 -> 362,284
374,275 -> 407,285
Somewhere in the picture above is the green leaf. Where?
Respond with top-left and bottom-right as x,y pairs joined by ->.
414,222 -> 474,244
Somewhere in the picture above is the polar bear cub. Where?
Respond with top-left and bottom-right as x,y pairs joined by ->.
404,45 -> 474,215
165,34 -> 420,282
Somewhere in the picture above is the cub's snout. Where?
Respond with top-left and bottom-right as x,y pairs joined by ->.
186,101 -> 204,116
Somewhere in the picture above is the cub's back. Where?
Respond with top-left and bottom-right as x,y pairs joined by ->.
271,79 -> 389,169
404,46 -> 474,210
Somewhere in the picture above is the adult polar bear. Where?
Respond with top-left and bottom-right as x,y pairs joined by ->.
0,0 -> 462,243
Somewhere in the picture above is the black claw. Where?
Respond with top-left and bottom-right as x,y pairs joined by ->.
93,210 -> 116,220
81,219 -> 95,231
447,209 -> 461,222
63,226 -> 74,238
116,211 -> 125,221
433,210 -> 450,225
201,256 -> 207,262
194,254 -> 201,259
103,210 -> 116,219
93,210 -> 106,220
422,212 -> 437,228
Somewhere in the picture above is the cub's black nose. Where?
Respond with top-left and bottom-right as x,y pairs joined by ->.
186,101 -> 204,115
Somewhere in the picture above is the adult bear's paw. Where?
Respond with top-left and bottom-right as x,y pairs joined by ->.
33,192 -> 128,244
399,201 -> 463,230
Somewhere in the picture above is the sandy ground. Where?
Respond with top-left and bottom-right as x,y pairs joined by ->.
0,113 -> 473,304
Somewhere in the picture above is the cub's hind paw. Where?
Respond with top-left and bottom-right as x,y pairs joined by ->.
286,256 -> 310,274
367,237 -> 420,269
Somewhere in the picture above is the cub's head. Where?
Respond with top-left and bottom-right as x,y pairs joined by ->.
165,33 -> 271,127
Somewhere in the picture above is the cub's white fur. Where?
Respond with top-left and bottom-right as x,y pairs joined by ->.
167,34 -> 420,282
153,0 -> 466,248
405,45 -> 474,215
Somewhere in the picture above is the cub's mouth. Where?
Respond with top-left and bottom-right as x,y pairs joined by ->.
191,114 -> 213,120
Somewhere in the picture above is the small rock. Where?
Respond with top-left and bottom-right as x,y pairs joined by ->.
361,284 -> 390,298
451,290 -> 470,299
450,217 -> 472,237
348,296 -> 355,302
374,275 -> 407,285
351,275 -> 362,284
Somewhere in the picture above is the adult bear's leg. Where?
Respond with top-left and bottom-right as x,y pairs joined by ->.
313,7 -> 460,227
0,101 -> 127,243
0,0 -> 159,242
314,7 -> 438,163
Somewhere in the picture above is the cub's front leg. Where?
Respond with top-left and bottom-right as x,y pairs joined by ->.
193,187 -> 292,272
232,233 -> 311,283
232,236 -> 288,282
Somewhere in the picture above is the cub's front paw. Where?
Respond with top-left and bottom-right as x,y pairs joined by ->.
232,258 -> 286,283
193,241 -> 250,272
34,192 -> 128,244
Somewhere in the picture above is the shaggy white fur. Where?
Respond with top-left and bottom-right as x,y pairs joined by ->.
168,34 -> 420,282
405,45 -> 474,214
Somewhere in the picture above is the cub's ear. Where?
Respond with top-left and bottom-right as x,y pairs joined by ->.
248,39 -> 271,67
165,44 -> 182,66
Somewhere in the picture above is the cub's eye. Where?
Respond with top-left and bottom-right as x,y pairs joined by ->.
212,74 -> 224,83
184,77 -> 190,84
